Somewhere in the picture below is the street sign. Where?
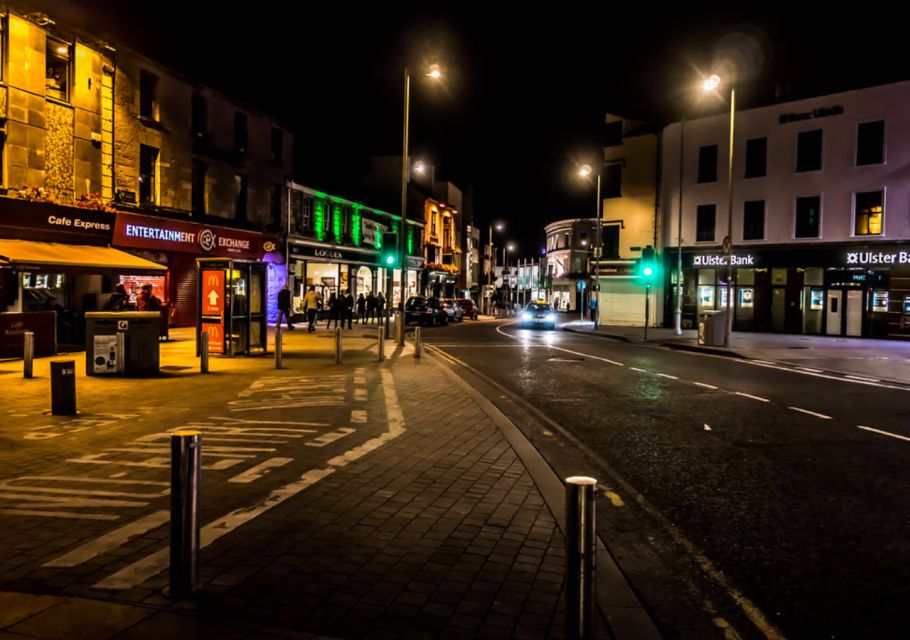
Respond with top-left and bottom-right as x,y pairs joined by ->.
202,270 -> 225,316
577,280 -> 587,290
722,235 -> 732,256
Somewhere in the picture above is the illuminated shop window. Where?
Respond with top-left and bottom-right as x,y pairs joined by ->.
46,38 -> 71,102
854,190 -> 884,236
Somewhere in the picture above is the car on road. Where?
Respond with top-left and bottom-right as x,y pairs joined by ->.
441,299 -> 464,322
519,300 -> 557,330
404,296 -> 449,326
457,298 -> 479,320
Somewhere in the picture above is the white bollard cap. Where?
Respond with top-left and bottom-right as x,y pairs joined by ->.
565,476 -> 597,486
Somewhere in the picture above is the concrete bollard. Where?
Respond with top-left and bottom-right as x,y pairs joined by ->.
170,429 -> 201,598
50,360 -> 77,416
565,476 -> 597,640
335,326 -> 343,364
414,326 -> 422,358
377,326 -> 385,362
23,331 -> 34,379
275,325 -> 283,369
199,331 -> 209,374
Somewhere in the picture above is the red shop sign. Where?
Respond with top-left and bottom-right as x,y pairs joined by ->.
201,270 -> 225,316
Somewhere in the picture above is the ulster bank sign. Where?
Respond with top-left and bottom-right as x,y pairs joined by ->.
692,254 -> 756,267
845,250 -> 910,266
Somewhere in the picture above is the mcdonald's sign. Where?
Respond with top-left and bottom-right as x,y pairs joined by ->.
202,270 -> 225,315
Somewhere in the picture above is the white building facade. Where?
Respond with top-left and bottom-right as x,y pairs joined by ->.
661,80 -> 910,340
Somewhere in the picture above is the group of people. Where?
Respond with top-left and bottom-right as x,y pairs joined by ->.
104,283 -> 162,312
276,285 -> 387,333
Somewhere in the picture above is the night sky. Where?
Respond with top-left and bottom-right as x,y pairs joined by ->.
52,3 -> 910,256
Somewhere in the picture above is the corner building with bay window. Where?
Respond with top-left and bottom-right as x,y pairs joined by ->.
661,80 -> 910,340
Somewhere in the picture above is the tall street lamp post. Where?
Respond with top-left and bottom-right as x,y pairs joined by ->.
487,222 -> 504,315
578,164 -> 602,328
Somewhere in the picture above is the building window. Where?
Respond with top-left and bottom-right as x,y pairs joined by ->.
605,121 -> 623,147
302,197 -> 314,231
697,145 -> 718,183
191,160 -> 207,217
744,138 -> 767,178
140,70 -> 159,120
191,94 -> 207,138
270,184 -> 282,225
743,200 -> 765,240
46,38 -> 71,102
234,174 -> 248,221
796,129 -> 822,172
604,163 -> 622,198
854,190 -> 884,236
696,204 -> 716,242
795,196 -> 821,238
234,112 -> 248,153
856,121 -> 884,166
271,127 -> 283,162
139,145 -> 159,205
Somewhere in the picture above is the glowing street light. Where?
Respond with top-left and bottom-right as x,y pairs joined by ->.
703,74 -> 721,92
575,163 -> 602,327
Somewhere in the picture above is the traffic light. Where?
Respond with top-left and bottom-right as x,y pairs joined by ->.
639,246 -> 658,280
381,232 -> 399,268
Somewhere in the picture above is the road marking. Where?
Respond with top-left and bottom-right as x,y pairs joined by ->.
788,406 -> 832,420
734,392 -> 770,403
228,457 -> 293,484
0,509 -> 119,521
354,388 -> 368,402
857,425 -> 910,442
745,360 -> 909,392
694,382 -> 718,390
846,374 -> 880,382
305,428 -> 356,448
797,367 -> 824,373
656,373 -> 678,380
630,367 -> 647,373
350,410 -> 367,423
354,376 -> 366,385
43,510 -> 170,567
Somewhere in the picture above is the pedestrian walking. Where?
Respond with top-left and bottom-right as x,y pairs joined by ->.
302,286 -> 319,333
326,293 -> 340,329
356,293 -> 366,324
377,292 -> 386,325
343,291 -> 354,329
366,292 -> 377,324
277,284 -> 294,330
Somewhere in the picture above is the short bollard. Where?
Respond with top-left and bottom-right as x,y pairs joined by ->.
275,325 -> 283,369
50,360 -> 77,416
414,326 -> 422,358
335,326 -> 343,364
565,476 -> 597,640
377,326 -> 385,362
199,331 -> 209,374
23,331 -> 34,379
170,429 -> 201,598
116,331 -> 127,375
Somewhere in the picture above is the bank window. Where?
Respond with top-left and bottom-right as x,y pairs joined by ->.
856,121 -> 884,166
271,127 -> 283,162
744,138 -> 767,178
697,145 -> 718,183
140,70 -> 159,120
191,160 -> 207,217
234,112 -> 248,153
46,38 -> 71,102
139,145 -> 159,205
854,190 -> 884,236
696,204 -> 716,242
604,163 -> 622,198
191,94 -> 207,137
743,200 -> 765,240
796,129 -> 822,172
795,196 -> 821,238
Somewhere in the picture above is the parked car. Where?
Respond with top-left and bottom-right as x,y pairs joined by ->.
457,298 -> 479,320
519,300 -> 557,330
404,296 -> 448,326
441,299 -> 464,322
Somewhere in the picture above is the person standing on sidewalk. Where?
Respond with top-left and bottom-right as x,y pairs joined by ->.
343,291 -> 354,330
377,292 -> 386,325
366,292 -> 377,323
356,293 -> 366,324
277,285 -> 294,330
326,293 -> 340,329
302,286 -> 319,333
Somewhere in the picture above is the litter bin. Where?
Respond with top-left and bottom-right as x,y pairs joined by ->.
85,312 -> 160,376
698,310 -> 728,346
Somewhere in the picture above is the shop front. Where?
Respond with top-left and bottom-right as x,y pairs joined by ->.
112,212 -> 282,327
288,241 -> 381,317
672,243 -> 910,340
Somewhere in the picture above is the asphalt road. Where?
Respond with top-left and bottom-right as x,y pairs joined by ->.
424,318 -> 910,640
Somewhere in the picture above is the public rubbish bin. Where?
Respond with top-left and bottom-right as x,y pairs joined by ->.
85,312 -> 160,376
50,360 -> 77,415
698,310 -> 727,346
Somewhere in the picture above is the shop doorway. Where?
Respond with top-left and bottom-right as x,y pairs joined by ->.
826,289 -> 865,337
846,289 -> 863,337
826,290 -> 842,335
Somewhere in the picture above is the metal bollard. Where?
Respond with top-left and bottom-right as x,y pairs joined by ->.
50,360 -> 77,416
414,326 -> 422,358
275,325 -> 283,369
335,326 -> 343,364
377,326 -> 385,362
116,331 -> 126,375
199,331 -> 209,374
170,429 -> 201,598
565,476 -> 597,640
23,331 -> 34,379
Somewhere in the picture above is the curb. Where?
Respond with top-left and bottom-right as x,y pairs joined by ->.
562,327 -> 632,343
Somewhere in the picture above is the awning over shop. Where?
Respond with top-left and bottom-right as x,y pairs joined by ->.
0,239 -> 166,272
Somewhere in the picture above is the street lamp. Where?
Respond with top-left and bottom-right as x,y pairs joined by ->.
486,221 -> 505,315
578,164 -> 602,327
503,243 -> 515,311
398,64 -> 443,345
703,73 -> 736,347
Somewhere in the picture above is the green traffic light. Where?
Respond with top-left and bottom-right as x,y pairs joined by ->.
643,266 -> 653,277
386,255 -> 395,265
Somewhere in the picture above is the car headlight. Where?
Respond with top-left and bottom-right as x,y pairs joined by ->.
521,312 -> 532,321
546,313 -> 556,321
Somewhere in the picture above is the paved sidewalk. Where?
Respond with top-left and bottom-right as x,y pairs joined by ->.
563,320 -> 910,385
0,325 -> 658,639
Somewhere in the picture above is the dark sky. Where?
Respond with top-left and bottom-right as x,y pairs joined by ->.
53,3 -> 910,255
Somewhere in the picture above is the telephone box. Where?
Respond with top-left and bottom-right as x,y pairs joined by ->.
197,258 -> 268,356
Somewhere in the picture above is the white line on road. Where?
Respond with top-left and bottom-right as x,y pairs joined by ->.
846,375 -> 880,382
746,360 -> 909,392
788,406 -> 832,420
350,410 -> 367,423
694,382 -> 719,390
354,388 -> 368,402
228,457 -> 294,484
857,425 -> 910,442
630,367 -> 647,373
797,367 -> 824,373
657,373 -> 678,380
43,510 -> 170,567
0,509 -> 119,521
305,428 -> 356,448
734,392 -> 770,403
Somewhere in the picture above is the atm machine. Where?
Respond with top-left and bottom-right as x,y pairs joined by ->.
196,258 -> 267,356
